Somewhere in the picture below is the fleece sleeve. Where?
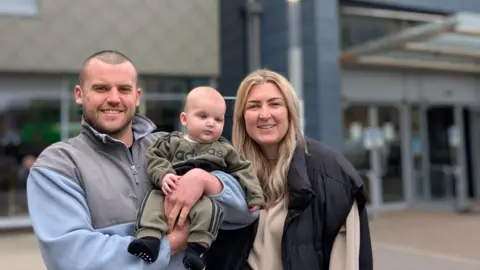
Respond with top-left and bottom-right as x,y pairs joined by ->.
208,171 -> 259,229
27,167 -> 172,270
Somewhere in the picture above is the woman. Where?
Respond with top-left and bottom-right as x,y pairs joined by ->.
206,69 -> 373,270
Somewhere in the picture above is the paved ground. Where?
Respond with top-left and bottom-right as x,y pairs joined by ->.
371,210 -> 480,270
1,209 -> 480,269
0,230 -> 46,270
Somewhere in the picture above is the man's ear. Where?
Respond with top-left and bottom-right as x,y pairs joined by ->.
74,85 -> 83,105
136,88 -> 142,107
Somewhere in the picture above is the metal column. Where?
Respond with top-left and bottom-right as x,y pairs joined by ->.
400,103 -> 414,203
245,0 -> 262,72
469,108 -> 480,200
368,106 -> 383,212
453,105 -> 469,212
420,104 -> 431,200
287,0 -> 304,132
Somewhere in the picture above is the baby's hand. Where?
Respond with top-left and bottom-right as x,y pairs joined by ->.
162,173 -> 179,195
249,205 -> 260,213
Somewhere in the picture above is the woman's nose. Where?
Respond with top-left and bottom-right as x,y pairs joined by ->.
258,106 -> 271,119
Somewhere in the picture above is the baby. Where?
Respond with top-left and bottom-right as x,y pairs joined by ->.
128,86 -> 265,270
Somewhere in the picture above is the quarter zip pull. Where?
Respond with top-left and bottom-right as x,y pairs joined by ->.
131,165 -> 139,184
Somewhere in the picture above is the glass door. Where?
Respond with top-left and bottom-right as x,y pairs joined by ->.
377,105 -> 404,203
413,104 -> 470,211
343,103 -> 406,212
343,105 -> 371,204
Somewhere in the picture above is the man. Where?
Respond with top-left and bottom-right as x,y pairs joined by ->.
27,50 -> 257,270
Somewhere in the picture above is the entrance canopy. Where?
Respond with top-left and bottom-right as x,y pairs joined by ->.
341,12 -> 480,73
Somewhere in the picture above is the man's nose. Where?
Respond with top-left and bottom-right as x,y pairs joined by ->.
106,88 -> 121,104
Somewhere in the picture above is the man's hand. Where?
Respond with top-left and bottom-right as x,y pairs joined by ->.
162,173 -> 180,195
164,168 -> 212,232
166,219 -> 189,256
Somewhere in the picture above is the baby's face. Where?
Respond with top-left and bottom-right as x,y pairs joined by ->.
183,97 -> 226,143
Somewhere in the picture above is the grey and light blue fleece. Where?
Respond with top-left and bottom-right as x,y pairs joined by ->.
27,114 -> 258,270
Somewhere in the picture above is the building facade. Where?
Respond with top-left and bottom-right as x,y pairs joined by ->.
3,0 -> 480,229
220,0 -> 480,215
0,0 -> 219,228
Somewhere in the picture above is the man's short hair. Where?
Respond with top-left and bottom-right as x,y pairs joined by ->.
79,50 -> 136,85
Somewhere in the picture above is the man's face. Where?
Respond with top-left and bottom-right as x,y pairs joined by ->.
74,59 -> 141,138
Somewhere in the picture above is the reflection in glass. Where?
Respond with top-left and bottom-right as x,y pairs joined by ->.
411,105 -> 424,199
69,99 -> 83,138
142,77 -> 212,93
0,98 -> 61,217
343,105 -> 371,203
145,100 -> 184,133
427,107 -> 455,200
343,106 -> 369,170
378,106 -> 404,203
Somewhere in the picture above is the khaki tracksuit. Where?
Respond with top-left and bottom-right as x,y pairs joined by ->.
135,131 -> 265,245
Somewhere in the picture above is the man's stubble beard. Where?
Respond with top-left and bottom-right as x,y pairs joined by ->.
84,111 -> 134,138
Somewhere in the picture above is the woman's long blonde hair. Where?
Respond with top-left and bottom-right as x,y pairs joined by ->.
232,69 -> 306,206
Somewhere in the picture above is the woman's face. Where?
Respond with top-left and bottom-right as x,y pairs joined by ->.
243,82 -> 289,157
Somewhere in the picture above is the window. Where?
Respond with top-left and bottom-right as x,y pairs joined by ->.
0,98 -> 61,217
0,0 -> 38,16
341,14 -> 422,49
339,6 -> 443,49
142,76 -> 214,93
157,78 -> 189,93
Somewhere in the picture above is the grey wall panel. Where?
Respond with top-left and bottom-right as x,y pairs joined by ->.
342,69 -> 405,102
0,74 -> 62,94
402,73 -> 421,102
342,68 -> 480,104
0,0 -> 219,76
419,72 -> 477,103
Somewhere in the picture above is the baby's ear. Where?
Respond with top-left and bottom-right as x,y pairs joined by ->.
180,112 -> 188,127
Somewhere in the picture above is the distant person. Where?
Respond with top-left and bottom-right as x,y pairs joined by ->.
17,154 -> 36,187
128,86 -> 265,270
